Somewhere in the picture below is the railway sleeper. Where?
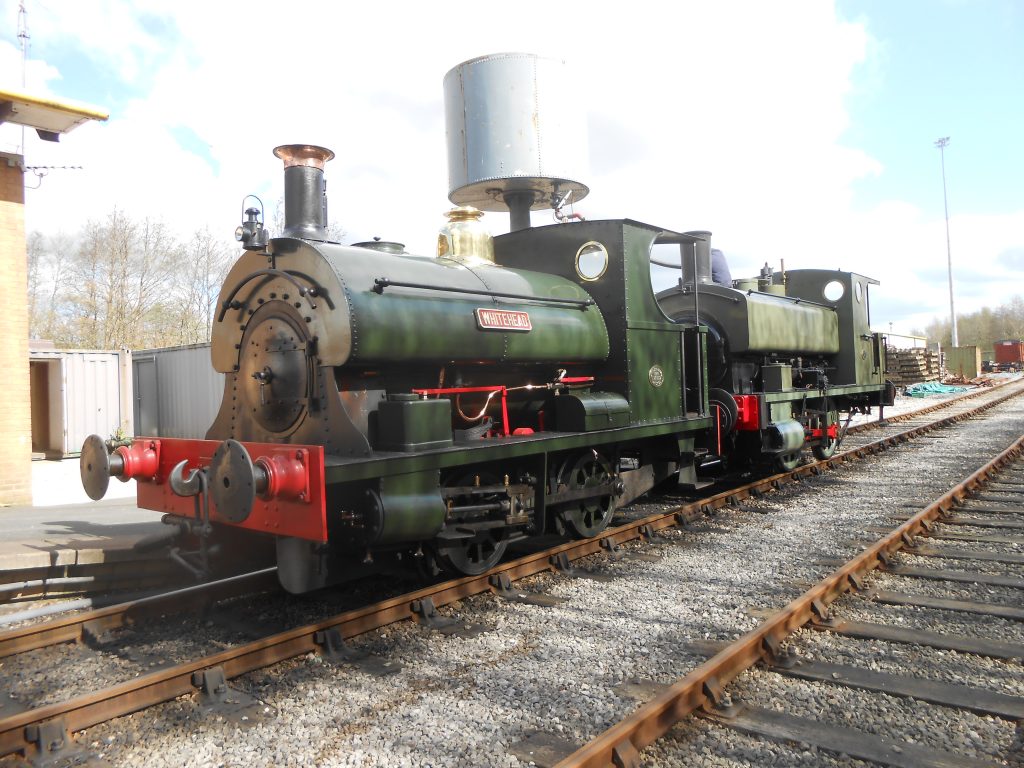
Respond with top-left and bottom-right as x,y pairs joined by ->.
770,655 -> 1024,721
313,629 -> 401,676
487,573 -> 564,607
409,597 -> 485,638
191,667 -> 266,724
23,717 -> 82,768
701,705 -> 1004,768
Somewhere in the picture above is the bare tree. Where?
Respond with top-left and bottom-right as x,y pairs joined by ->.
923,294 -> 1024,353
55,210 -> 179,349
24,205 -> 343,352
168,228 -> 235,345
26,231 -> 44,336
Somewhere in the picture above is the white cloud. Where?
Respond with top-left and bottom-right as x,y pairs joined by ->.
0,0 -> 1020,336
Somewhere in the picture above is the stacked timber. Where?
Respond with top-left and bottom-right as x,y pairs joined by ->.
885,348 -> 942,386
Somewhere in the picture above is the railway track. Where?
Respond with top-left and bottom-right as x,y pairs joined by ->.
566,426 -> 1024,767
0,377 -> 1011,609
0,378 -> 1021,765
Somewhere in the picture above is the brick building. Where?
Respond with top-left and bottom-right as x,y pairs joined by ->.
0,152 -> 30,503
0,89 -> 107,505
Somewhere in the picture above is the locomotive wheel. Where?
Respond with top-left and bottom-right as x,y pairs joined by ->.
812,409 -> 840,461
555,452 -> 616,539
774,451 -> 802,472
435,529 -> 508,576
434,471 -> 509,576
709,388 -> 739,434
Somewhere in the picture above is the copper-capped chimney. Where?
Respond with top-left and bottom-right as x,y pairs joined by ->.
273,144 -> 334,240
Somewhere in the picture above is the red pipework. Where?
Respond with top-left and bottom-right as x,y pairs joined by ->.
734,395 -> 761,431
712,403 -> 723,455
256,450 -> 309,502
413,377 -> 595,438
115,440 -> 160,480
413,385 -> 511,436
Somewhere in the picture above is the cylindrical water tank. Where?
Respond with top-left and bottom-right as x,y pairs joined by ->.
444,53 -> 589,214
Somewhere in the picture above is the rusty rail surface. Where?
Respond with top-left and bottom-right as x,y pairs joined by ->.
0,569 -> 279,659
1,381 -> 1021,760
555,440 -> 1024,767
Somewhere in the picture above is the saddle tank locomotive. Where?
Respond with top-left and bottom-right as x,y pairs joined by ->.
79,53 -> 892,592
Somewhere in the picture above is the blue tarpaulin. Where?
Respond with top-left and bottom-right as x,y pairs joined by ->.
904,381 -> 969,397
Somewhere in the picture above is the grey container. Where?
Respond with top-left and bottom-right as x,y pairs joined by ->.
133,343 -> 223,439
444,53 -> 589,213
29,347 -> 133,457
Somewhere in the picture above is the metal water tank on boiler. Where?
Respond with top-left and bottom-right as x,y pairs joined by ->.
443,53 -> 590,230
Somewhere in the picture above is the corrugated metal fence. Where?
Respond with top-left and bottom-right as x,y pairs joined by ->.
133,343 -> 223,439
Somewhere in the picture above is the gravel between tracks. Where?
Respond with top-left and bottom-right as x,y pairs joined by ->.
20,381 -> 1024,766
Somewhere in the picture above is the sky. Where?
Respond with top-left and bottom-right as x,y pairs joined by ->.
0,0 -> 1021,336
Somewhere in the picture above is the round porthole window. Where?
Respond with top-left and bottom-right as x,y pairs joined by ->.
823,280 -> 845,302
855,281 -> 863,303
575,241 -> 609,281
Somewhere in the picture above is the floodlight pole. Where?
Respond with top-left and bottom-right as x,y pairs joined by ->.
935,136 -> 958,348
17,1 -> 29,154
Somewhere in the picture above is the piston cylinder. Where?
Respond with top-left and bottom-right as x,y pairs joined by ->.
763,419 -> 805,454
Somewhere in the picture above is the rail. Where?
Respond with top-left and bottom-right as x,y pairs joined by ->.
555,433 -> 1024,767
0,381 -> 1021,761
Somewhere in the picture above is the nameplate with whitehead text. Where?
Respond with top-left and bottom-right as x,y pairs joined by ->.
475,308 -> 532,332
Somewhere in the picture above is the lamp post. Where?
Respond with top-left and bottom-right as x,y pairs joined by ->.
935,136 -> 958,347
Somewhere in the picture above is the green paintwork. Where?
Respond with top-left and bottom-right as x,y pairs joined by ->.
626,329 -> 683,422
554,391 -> 631,431
761,363 -> 792,391
758,382 -> 889,404
376,396 -> 453,451
372,471 -> 447,544
324,243 -> 609,364
784,270 -> 883,386
492,220 -> 704,425
322,416 -> 714,486
211,240 -> 609,371
698,285 -> 839,354
621,226 -> 687,423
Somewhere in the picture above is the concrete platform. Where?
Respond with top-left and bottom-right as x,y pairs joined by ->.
0,459 -> 162,572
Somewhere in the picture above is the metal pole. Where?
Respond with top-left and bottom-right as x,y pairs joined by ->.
505,191 -> 535,232
935,136 -> 958,347
17,1 -> 29,155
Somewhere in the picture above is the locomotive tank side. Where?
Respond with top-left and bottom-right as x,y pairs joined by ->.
211,241 -> 608,372
661,284 -> 840,357
206,237 -> 610,452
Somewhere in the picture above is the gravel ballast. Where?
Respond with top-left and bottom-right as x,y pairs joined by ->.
12,381 -> 1024,767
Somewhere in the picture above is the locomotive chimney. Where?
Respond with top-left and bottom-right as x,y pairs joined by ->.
273,144 -> 335,240
681,230 -> 714,287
